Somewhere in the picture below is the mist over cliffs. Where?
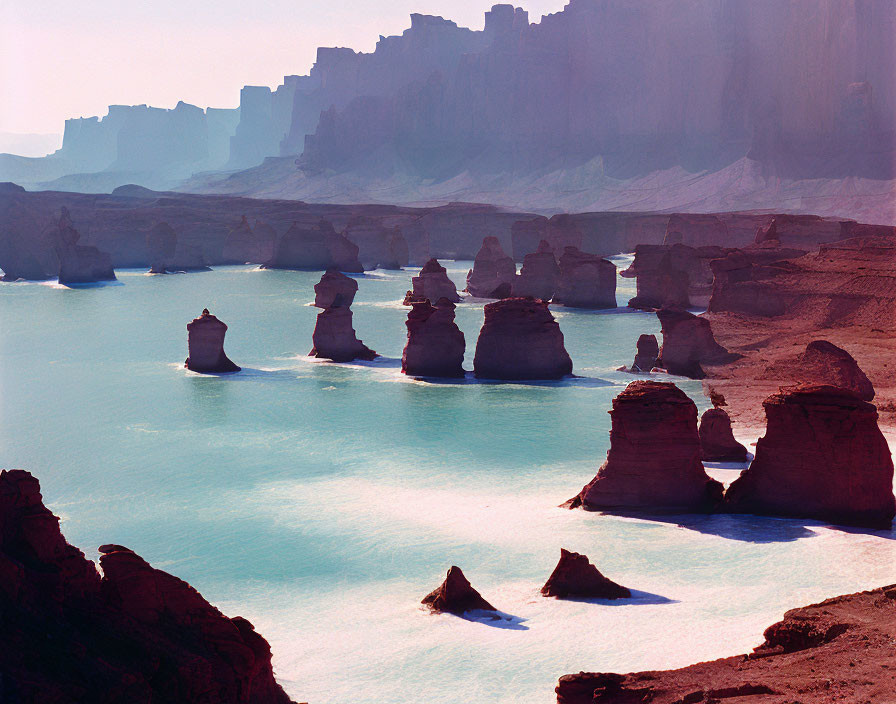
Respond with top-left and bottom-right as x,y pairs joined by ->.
4,0 -> 895,219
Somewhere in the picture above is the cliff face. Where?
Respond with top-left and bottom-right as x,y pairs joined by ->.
0,469 -> 295,704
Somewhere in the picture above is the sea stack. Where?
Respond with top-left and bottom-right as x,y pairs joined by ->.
656,308 -> 734,378
147,222 -> 177,273
552,246 -> 617,308
571,381 -> 723,512
465,236 -> 516,298
220,215 -> 277,264
699,408 -> 748,462
408,258 -> 461,304
265,219 -> 363,272
629,334 -> 659,372
53,208 -> 117,285
473,297 -> 573,380
185,309 -> 240,373
627,251 -> 690,311
314,269 -> 359,308
541,549 -> 631,599
343,216 -> 409,270
422,566 -> 496,615
402,298 -> 466,378
724,385 -> 896,528
513,239 -> 559,301
309,294 -> 377,362
0,469 -> 295,703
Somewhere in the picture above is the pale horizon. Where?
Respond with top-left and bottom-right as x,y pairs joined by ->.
1,0 -> 568,137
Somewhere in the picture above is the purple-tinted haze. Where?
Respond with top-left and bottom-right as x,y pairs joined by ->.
0,0 -> 567,134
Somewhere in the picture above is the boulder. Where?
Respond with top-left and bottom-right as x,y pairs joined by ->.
264,219 -> 363,272
473,297 -> 573,380
699,408 -> 748,462
571,381 -> 724,512
724,385 -> 895,528
465,236 -> 516,298
402,297 -> 466,378
541,549 -> 631,599
309,294 -> 377,362
797,341 -> 875,401
553,246 -> 617,308
422,566 -> 496,615
0,469 -> 295,704
314,269 -> 358,308
656,308 -> 735,378
409,258 -> 461,303
513,240 -> 559,301
630,334 -> 659,373
185,309 -> 241,373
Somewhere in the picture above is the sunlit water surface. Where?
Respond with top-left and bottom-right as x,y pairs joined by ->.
1,258 -> 894,703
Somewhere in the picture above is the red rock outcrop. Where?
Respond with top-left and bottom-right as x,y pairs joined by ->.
571,381 -> 723,512
754,217 -> 780,245
627,251 -> 690,311
707,250 -> 792,317
656,309 -> 735,379
513,239 -> 559,301
309,295 -> 377,362
421,566 -> 496,615
52,208 -> 117,285
408,258 -> 461,303
724,385 -> 895,528
402,297 -> 466,378
0,469 -> 295,704
264,219 -> 363,272
557,584 -> 896,704
473,297 -> 573,380
795,341 -> 874,401
221,215 -> 278,264
313,269 -> 358,308
698,408 -> 748,462
465,236 -> 516,298
629,334 -> 659,373
541,549 -> 631,600
185,308 -> 241,373
552,246 -> 616,309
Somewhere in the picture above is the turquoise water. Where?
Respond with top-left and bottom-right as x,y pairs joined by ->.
1,259 -> 894,703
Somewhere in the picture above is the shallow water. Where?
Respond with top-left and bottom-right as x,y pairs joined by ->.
1,259 -> 894,703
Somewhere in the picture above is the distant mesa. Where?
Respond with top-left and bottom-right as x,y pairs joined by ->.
698,408 -> 748,463
309,294 -> 377,362
422,566 -> 496,615
570,381 -> 724,512
552,246 -> 616,309
402,297 -> 466,378
314,268 -> 358,308
185,308 -> 241,373
724,384 -> 896,528
406,258 -> 461,304
466,236 -> 516,298
473,297 -> 573,380
541,549 -> 631,600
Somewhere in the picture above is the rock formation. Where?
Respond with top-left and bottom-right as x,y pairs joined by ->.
570,381 -> 723,512
264,219 -> 363,272
698,408 -> 748,462
796,341 -> 875,401
421,566 -> 496,615
627,251 -> 690,311
52,208 -> 116,285
655,309 -> 735,379
512,240 -> 559,301
724,385 -> 896,528
408,258 -> 461,304
343,216 -> 409,269
221,215 -> 278,265
309,294 -> 377,362
313,269 -> 358,308
147,222 -> 177,273
473,297 -> 573,380
541,549 -> 631,600
511,216 -> 584,260
185,309 -> 241,373
557,584 -> 896,704
552,246 -> 617,308
629,334 -> 659,373
0,469 -> 295,704
402,297 -> 466,378
465,236 -> 516,298
707,250 -> 791,317
754,217 -> 780,246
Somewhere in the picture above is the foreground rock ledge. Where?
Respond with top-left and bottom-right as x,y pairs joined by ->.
0,469 -> 296,703
556,584 -> 896,704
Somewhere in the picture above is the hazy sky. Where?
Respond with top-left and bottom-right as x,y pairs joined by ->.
1,0 -> 568,135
